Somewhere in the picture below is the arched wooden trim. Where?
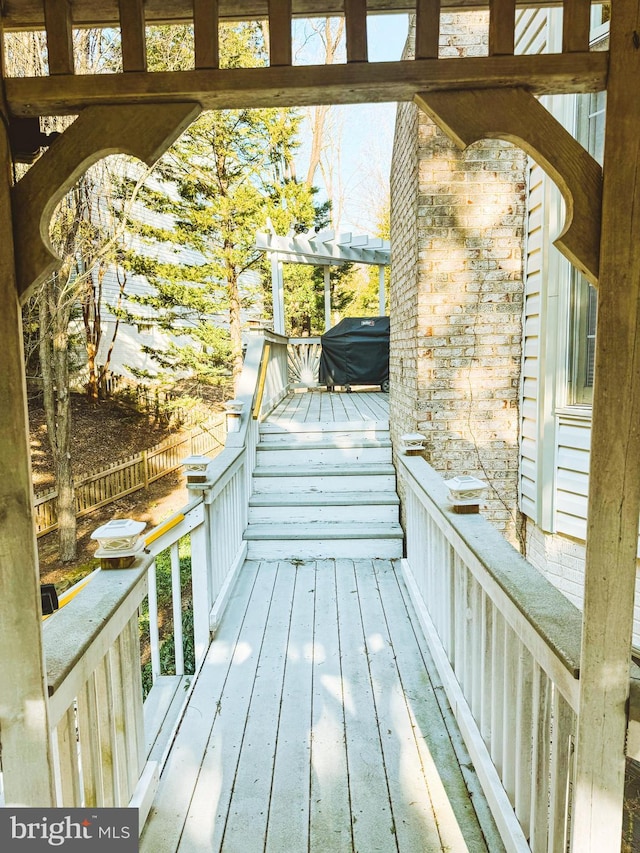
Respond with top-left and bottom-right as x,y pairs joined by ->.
415,87 -> 602,285
11,101 -> 201,303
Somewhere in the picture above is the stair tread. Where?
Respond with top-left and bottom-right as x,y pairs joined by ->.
244,522 -> 404,540
260,420 -> 388,433
249,491 -> 399,506
257,438 -> 392,450
253,463 -> 395,476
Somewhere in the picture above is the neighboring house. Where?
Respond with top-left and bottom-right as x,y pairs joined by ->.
390,10 -> 629,632
90,187 -> 261,383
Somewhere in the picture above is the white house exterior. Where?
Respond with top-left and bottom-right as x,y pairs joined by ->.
513,11 -> 637,633
389,8 -> 639,640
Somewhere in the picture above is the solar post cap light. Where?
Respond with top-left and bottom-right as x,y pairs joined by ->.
182,454 -> 211,484
91,518 -> 147,568
224,399 -> 244,433
445,475 -> 488,515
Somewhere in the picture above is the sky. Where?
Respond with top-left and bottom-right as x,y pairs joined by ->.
294,15 -> 410,236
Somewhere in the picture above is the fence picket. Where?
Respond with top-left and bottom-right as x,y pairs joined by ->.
33,416 -> 225,537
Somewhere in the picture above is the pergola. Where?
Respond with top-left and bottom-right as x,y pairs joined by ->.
0,3 -> 636,851
255,226 -> 391,333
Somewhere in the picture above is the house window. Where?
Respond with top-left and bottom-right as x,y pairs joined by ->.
568,275 -> 597,405
567,88 -> 605,406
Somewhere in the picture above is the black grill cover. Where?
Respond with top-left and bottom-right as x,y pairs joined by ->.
319,316 -> 390,387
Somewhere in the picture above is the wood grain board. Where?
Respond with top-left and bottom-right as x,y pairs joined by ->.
141,558 -> 501,851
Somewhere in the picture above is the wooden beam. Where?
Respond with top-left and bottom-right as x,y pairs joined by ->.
489,0 -> 516,55
119,0 -> 146,73
268,0 -> 292,67
12,102 -> 201,301
43,0 -> 74,75
4,51 -> 609,117
0,93 -> 56,807
194,0 -> 219,70
415,0 -> 441,60
345,0 -> 368,63
414,87 -> 602,284
571,2 -> 640,851
0,0 -> 588,30
562,0 -> 591,53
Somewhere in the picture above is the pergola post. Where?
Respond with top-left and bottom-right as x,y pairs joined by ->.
0,108 -> 56,805
323,265 -> 331,331
571,2 -> 640,850
271,250 -> 285,335
378,264 -> 386,316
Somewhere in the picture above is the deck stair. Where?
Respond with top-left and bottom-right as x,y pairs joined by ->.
244,419 -> 404,559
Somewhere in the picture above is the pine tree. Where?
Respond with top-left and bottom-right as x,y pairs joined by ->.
123,23 -> 320,387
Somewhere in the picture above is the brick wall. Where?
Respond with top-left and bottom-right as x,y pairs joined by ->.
390,13 -> 526,543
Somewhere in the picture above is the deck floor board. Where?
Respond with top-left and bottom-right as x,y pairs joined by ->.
141,559 -> 501,852
267,389 -> 389,427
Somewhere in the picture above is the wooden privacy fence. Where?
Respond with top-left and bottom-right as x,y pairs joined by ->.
34,416 -> 226,537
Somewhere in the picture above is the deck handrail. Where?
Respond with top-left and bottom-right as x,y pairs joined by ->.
397,453 -> 583,853
24,328 -> 293,819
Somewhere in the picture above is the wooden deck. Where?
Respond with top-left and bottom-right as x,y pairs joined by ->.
266,388 -> 390,426
140,558 -> 504,852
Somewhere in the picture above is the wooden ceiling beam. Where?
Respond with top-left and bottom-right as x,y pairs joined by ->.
11,101 -> 201,301
0,0 -> 582,31
4,51 -> 608,117
416,86 -> 602,284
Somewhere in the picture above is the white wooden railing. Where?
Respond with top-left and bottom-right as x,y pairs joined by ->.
397,454 -> 583,853
288,336 -> 322,387
27,329 -> 290,823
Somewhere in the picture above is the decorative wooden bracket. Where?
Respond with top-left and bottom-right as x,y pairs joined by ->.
12,101 -> 201,302
415,88 -> 602,285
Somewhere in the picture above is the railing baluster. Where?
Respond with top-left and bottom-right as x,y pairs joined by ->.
119,0 -> 147,73
268,0 -> 292,67
345,0 -> 368,63
415,0 -> 440,60
170,541 -> 185,675
55,706 -> 82,805
120,619 -> 145,795
514,646 -> 534,831
454,554 -> 466,681
502,627 -> 518,804
94,654 -> 116,805
529,665 -> 552,853
490,610 -> 505,775
548,690 -> 575,852
194,0 -> 219,70
489,0 -> 516,56
108,643 -> 130,805
190,519 -> 211,664
78,677 -> 100,806
480,591 -> 493,746
148,560 -> 161,681
469,575 -> 482,715
44,0 -> 74,75
562,0 -> 591,53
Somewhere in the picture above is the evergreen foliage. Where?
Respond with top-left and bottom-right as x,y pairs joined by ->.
119,24 -> 322,384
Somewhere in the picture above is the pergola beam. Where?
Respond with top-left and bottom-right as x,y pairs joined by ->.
4,52 -> 608,118
0,0 -> 590,31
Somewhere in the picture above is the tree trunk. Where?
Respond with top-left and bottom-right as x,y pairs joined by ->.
228,265 -> 243,388
39,274 -> 77,562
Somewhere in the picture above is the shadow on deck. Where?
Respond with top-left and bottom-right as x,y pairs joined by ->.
140,558 -> 504,852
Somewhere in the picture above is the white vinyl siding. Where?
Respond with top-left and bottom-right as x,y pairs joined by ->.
520,160 -> 544,521
555,417 -> 591,540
